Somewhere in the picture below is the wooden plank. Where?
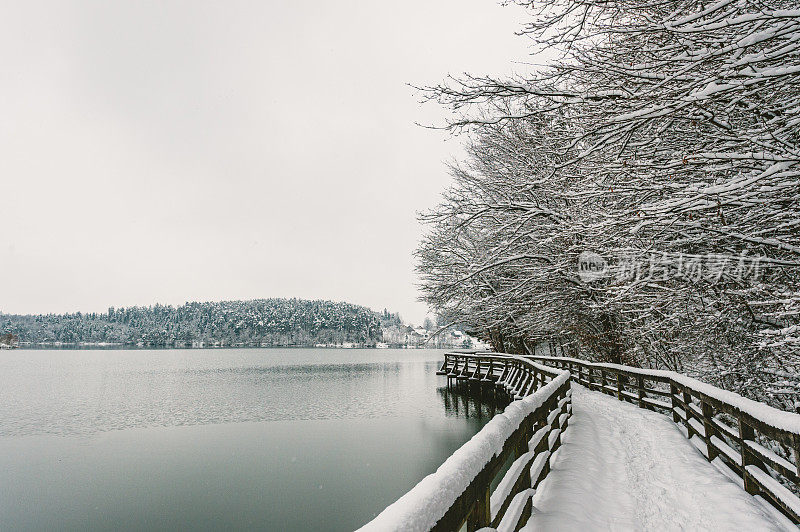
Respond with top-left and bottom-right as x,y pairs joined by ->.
710,416 -> 739,442
745,465 -> 800,523
620,389 -> 638,403
689,417 -> 706,439
743,440 -> 800,486
642,387 -> 672,398
687,401 -> 703,418
709,435 -> 743,472
642,397 -> 671,411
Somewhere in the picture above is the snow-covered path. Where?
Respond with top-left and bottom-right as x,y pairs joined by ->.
522,385 -> 787,531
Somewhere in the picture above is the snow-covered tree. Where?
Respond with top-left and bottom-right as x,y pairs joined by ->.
418,0 -> 800,408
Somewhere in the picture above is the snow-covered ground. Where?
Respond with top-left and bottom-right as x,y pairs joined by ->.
523,385 -> 789,531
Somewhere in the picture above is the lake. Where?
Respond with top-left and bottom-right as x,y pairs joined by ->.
0,348 -> 507,531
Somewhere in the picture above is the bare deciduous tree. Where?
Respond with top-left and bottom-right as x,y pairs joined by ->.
417,0 -> 800,409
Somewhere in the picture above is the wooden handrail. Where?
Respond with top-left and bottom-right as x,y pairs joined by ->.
360,353 -> 572,532
519,353 -> 800,525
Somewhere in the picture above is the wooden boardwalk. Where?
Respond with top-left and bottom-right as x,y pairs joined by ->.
360,353 -> 800,531
524,385 -> 786,530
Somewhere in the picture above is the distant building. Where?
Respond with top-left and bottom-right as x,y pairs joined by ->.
0,333 -> 19,349
380,323 -> 483,349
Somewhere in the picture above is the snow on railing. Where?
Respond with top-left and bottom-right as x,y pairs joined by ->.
358,353 -> 571,532
525,354 -> 800,525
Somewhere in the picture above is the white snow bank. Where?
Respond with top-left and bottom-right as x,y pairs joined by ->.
357,363 -> 569,532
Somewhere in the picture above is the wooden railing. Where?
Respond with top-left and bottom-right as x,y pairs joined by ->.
523,354 -> 800,525
359,352 -> 572,532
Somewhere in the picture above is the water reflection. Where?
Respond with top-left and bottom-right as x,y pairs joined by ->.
0,351 -> 448,436
0,349 -> 508,531
437,378 -> 511,421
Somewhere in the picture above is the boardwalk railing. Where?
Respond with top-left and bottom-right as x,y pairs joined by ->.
523,353 -> 800,525
359,353 -> 571,532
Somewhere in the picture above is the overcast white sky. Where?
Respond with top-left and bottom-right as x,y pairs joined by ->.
0,1 -> 532,325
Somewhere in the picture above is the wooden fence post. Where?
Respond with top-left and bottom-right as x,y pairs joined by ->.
466,485 -> 491,531
637,375 -> 645,408
683,388 -> 695,438
437,355 -> 449,375
739,418 -> 763,496
701,400 -> 718,461
670,382 -> 680,423
520,371 -> 532,397
794,433 -> 800,479
517,417 -> 531,457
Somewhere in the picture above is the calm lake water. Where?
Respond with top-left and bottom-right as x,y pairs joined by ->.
0,348 -> 507,531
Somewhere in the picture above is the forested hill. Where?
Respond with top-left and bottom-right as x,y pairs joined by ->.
0,299 -> 390,347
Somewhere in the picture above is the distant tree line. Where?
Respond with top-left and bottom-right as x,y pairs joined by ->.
1,298 -> 384,347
